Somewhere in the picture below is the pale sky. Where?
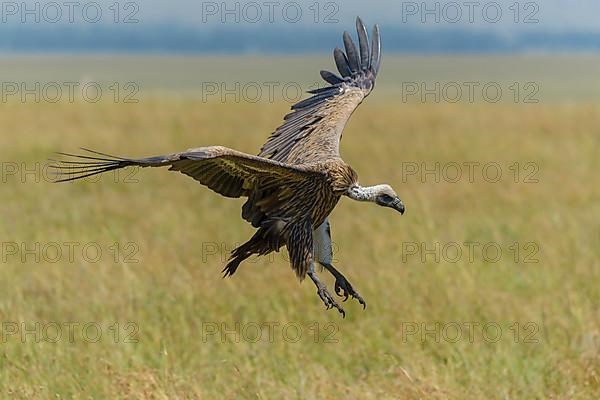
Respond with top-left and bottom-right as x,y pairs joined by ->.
131,0 -> 600,32
11,0 -> 600,32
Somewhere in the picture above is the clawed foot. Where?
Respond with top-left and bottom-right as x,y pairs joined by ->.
334,276 -> 366,309
316,284 -> 346,318
308,271 -> 346,317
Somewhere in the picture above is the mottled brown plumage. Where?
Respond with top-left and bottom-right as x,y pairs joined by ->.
259,20 -> 380,164
50,18 -> 405,317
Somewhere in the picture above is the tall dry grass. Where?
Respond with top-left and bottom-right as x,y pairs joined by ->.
0,95 -> 598,399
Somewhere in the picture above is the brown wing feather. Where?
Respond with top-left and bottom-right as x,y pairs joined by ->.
259,17 -> 381,164
50,146 -> 332,229
51,146 -> 321,196
166,147 -> 319,198
51,146 -> 337,280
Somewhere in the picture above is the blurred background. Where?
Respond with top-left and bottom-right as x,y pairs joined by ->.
1,0 -> 600,100
0,1 -> 599,399
3,0 -> 600,52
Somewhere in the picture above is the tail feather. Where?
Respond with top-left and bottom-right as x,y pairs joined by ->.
222,226 -> 283,277
222,240 -> 264,278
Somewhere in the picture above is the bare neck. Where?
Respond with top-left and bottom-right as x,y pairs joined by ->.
346,184 -> 385,202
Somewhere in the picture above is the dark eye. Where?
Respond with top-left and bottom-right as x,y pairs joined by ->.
379,194 -> 393,203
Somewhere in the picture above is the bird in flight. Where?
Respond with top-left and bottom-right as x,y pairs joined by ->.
51,17 -> 405,317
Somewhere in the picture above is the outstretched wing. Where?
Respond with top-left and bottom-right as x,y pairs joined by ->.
259,17 -> 381,164
50,146 -> 321,199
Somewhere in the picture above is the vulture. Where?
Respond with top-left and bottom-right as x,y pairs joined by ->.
51,17 -> 405,317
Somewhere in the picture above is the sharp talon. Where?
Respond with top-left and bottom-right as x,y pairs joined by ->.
332,275 -> 365,308
315,284 -> 346,317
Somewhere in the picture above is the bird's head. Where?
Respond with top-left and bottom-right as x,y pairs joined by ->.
347,184 -> 405,215
373,184 -> 405,215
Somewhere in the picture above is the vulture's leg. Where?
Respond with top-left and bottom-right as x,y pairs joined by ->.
288,218 -> 345,317
314,219 -> 366,309
321,263 -> 366,309
308,263 -> 345,318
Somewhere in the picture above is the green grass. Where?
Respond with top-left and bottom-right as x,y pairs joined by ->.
2,54 -> 600,101
0,56 -> 599,399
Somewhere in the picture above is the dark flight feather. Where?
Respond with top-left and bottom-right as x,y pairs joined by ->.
333,48 -> 351,77
356,17 -> 370,69
343,31 -> 360,73
259,17 -> 382,164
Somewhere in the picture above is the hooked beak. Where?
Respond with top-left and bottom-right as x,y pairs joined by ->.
392,199 -> 405,215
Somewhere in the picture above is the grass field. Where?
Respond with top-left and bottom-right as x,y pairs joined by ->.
0,56 -> 599,399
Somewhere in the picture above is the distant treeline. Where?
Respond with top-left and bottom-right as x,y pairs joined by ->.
1,25 -> 600,53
